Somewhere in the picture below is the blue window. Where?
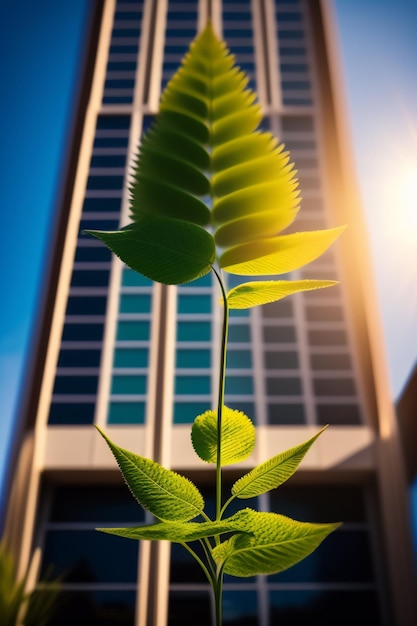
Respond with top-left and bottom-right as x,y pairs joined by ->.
228,325 -> 251,342
116,321 -> 150,340
119,294 -> 152,313
177,294 -> 211,314
175,376 -> 211,395
122,269 -> 152,286
114,348 -> 148,368
53,376 -> 98,395
108,402 -> 145,424
225,376 -> 253,395
226,350 -> 252,368
48,402 -> 95,425
176,349 -> 211,368
173,402 -> 209,424
111,375 -> 147,395
177,321 -> 211,342
66,296 -> 107,316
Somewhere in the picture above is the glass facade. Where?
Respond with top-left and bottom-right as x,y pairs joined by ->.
34,1 -> 387,625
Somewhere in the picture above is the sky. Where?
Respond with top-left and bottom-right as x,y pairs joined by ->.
0,0 -> 416,505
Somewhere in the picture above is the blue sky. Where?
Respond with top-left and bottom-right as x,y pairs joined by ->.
0,1 -> 416,503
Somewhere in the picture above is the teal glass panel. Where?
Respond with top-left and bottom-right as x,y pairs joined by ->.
108,402 -> 145,424
114,348 -> 148,368
177,321 -> 211,341
183,273 -> 212,287
177,294 -> 211,314
122,268 -> 153,286
111,375 -> 147,394
174,402 -> 210,424
229,308 -> 250,317
175,376 -> 211,395
225,376 -> 253,395
176,349 -> 211,368
119,294 -> 151,313
224,401 -> 255,419
116,321 -> 150,340
226,350 -> 252,368
228,325 -> 251,342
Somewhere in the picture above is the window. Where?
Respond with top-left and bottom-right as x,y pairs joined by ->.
40,485 -> 142,626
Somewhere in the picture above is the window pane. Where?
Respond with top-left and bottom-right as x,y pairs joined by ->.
173,402 -> 209,423
267,403 -> 305,424
48,402 -> 95,425
264,351 -> 298,369
47,590 -> 136,626
228,325 -> 250,342
177,321 -> 211,341
226,350 -> 252,368
111,375 -> 147,394
263,326 -> 296,343
119,294 -> 151,313
108,402 -> 145,424
122,268 -> 152,286
225,376 -> 253,395
176,349 -> 211,368
50,485 -> 144,523
175,375 -> 211,394
177,294 -> 211,314
116,321 -> 150,340
42,530 -> 138,582
114,348 -> 148,368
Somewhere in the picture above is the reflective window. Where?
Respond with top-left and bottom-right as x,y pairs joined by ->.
108,401 -> 145,424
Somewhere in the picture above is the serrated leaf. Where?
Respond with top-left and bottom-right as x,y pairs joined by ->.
212,508 -> 340,577
97,518 -> 249,543
96,427 -> 204,521
191,406 -> 255,465
84,214 -> 215,285
219,226 -> 346,275
232,427 -> 327,499
226,279 -> 338,309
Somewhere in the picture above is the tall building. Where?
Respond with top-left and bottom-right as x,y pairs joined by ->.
4,1 -> 417,624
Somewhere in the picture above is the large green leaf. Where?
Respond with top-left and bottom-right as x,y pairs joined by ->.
97,518 -> 249,543
96,427 -> 204,521
212,508 -> 340,577
191,406 -> 255,466
226,279 -> 338,309
231,427 -> 327,499
85,24 -> 343,286
219,226 -> 346,275
85,215 -> 215,285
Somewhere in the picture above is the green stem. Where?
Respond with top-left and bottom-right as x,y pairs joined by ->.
214,566 -> 225,626
212,267 -> 229,522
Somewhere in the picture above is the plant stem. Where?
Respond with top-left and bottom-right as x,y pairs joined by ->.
214,567 -> 224,626
213,268 -> 229,522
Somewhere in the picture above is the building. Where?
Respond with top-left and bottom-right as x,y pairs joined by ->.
3,0 -> 417,624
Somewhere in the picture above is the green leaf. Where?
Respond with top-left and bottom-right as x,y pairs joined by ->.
84,214 -> 215,285
226,279 -> 338,309
96,427 -> 204,521
191,406 -> 255,466
231,427 -> 327,499
212,508 -> 340,577
219,226 -> 346,275
97,518 -> 249,543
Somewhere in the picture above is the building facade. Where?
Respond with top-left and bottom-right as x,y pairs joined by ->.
4,1 -> 417,624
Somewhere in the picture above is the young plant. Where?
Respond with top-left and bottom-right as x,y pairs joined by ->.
85,23 -> 343,625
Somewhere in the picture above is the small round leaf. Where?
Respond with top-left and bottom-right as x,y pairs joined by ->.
191,406 -> 255,466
